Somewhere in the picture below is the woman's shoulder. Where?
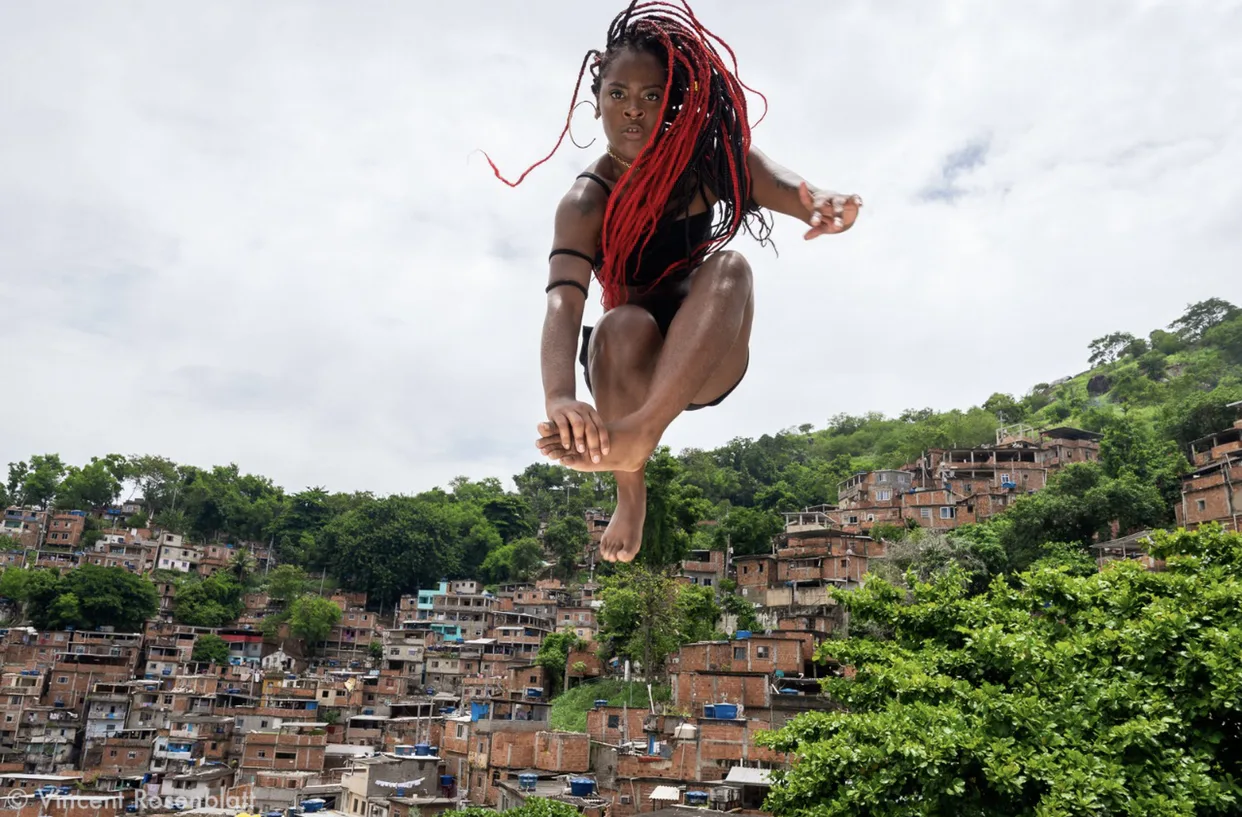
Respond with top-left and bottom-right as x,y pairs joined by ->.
556,157 -> 614,216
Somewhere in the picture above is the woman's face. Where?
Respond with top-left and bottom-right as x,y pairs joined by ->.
598,47 -> 666,165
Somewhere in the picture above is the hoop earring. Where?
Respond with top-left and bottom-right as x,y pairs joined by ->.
569,99 -> 598,150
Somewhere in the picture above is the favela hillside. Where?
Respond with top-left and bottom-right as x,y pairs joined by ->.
1,298 -> 1241,816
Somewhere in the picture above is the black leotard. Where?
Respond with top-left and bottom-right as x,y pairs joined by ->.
548,171 -> 746,411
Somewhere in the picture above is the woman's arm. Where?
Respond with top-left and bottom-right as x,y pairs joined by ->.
540,179 -> 610,461
747,146 -> 862,238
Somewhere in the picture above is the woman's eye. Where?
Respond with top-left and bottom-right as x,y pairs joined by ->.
645,92 -> 661,101
610,90 -> 623,99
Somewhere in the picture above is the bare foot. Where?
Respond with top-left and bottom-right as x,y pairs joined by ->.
600,473 -> 646,563
536,414 -> 659,473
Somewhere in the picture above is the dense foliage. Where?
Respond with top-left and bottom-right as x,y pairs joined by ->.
0,564 -> 158,632
758,526 -> 1242,817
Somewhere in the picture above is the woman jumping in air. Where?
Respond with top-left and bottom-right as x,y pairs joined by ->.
484,1 -> 862,563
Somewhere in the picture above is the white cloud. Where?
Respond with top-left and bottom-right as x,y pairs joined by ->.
1,0 -> 1239,495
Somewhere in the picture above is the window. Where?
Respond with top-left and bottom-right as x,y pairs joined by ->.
1197,499 -> 1207,511
756,646 -> 769,658
940,507 -> 956,519
876,489 -> 892,501
920,508 -> 932,519
878,473 -> 888,483
275,751 -> 295,760
733,647 -> 746,659
607,715 -> 619,728
457,724 -> 466,738
1000,473 -> 1011,484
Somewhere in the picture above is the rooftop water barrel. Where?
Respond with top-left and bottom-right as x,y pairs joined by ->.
713,703 -> 738,719
413,743 -> 431,756
686,791 -> 710,805
735,630 -> 751,639
702,704 -> 716,718
569,778 -> 595,797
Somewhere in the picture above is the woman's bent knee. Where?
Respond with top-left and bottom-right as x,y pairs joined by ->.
703,250 -> 753,293
590,306 -> 662,368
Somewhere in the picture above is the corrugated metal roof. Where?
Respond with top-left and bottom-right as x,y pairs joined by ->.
650,785 -> 680,800
724,767 -> 773,785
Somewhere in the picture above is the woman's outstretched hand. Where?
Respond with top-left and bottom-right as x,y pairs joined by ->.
800,181 -> 863,240
540,397 -> 610,465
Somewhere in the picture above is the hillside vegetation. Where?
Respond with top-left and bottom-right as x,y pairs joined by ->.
2,297 -> 1239,613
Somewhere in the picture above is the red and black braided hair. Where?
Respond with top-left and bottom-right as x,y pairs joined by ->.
483,0 -> 774,310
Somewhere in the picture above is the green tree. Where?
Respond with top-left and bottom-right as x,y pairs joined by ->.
675,583 -> 722,643
8,455 -> 66,508
318,493 -> 493,606
174,574 -> 244,627
289,595 -> 342,655
1098,413 -> 1188,512
24,565 -> 157,632
1168,296 -> 1239,342
759,526 -> 1242,817
480,536 -> 544,583
597,566 -> 681,676
1136,350 -> 1168,380
868,527 -> 1006,594
715,505 -> 783,556
535,629 -> 585,697
992,462 -> 1167,571
641,447 -> 712,567
265,565 -> 310,606
192,633 -> 231,664
1203,313 -> 1242,365
981,393 -> 1024,423
1087,332 -> 1138,366
227,549 -> 256,588
55,456 -> 125,510
1160,383 -> 1242,449
544,516 -> 589,578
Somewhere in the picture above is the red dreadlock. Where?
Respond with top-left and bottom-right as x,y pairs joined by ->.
482,0 -> 772,310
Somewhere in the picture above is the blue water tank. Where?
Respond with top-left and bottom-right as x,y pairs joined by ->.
518,773 -> 537,792
593,699 -> 609,708
702,704 -> 716,718
569,778 -> 595,797
414,743 -> 431,756
713,703 -> 738,719
735,630 -> 751,640
685,791 -> 709,805
439,775 -> 455,787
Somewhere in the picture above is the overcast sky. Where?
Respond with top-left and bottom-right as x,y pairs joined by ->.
1,0 -> 1238,497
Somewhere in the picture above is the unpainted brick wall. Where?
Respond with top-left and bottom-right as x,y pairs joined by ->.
534,731 -> 590,772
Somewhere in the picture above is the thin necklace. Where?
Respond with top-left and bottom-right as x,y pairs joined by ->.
607,144 -> 631,171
